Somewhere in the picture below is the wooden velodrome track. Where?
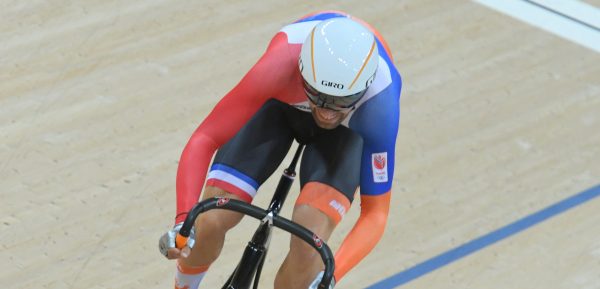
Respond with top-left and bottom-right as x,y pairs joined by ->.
2,1 -> 599,288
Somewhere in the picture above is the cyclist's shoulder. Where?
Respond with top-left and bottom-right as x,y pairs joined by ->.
347,61 -> 401,125
343,84 -> 400,152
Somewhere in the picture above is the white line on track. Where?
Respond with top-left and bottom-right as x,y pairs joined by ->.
474,0 -> 600,53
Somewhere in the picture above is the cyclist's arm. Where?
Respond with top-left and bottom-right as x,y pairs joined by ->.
334,78 -> 401,281
333,191 -> 390,281
175,32 -> 294,223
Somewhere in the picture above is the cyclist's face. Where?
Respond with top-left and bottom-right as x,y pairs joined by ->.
309,101 -> 351,129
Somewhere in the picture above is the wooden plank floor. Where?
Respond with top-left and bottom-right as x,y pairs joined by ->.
1,1 -> 599,288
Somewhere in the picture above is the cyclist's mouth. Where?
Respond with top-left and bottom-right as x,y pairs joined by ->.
308,102 -> 349,129
311,106 -> 347,129
316,108 -> 338,120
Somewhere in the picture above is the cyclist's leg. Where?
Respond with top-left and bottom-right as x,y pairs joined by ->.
274,188 -> 340,289
176,187 -> 243,289
176,99 -> 295,288
275,126 -> 363,289
179,186 -> 244,267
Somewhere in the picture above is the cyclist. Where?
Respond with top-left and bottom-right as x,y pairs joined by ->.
159,11 -> 402,289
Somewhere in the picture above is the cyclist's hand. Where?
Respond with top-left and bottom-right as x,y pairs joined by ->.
308,271 -> 335,289
158,222 -> 196,259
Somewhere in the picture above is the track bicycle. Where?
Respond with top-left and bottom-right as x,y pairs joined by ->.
175,144 -> 335,289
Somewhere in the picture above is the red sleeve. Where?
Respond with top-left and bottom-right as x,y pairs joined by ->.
175,32 -> 295,223
333,191 -> 391,282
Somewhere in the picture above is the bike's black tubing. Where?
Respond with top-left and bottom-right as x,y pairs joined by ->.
267,144 -> 304,214
228,240 -> 265,288
179,198 -> 335,289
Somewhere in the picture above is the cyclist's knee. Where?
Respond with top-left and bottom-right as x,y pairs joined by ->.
195,186 -> 245,233
287,204 -> 336,264
288,235 -> 322,265
202,185 -> 244,201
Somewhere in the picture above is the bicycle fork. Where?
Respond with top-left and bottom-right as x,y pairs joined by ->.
224,212 -> 274,289
223,145 -> 304,289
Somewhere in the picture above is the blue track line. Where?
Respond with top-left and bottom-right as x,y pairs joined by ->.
366,184 -> 600,289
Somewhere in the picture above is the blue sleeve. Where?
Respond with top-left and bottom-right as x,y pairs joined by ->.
349,74 -> 401,196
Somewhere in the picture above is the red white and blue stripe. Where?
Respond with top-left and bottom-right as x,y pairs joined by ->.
206,163 -> 259,202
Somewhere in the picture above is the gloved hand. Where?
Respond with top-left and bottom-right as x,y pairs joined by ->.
308,271 -> 335,289
159,222 -> 196,259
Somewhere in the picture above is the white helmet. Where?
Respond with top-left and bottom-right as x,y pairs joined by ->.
299,17 -> 379,110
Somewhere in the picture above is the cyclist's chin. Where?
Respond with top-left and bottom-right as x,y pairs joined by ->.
311,106 -> 348,129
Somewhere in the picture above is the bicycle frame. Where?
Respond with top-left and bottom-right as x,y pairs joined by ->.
176,144 -> 335,289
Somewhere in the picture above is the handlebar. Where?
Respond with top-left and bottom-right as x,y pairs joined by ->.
176,197 -> 335,289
